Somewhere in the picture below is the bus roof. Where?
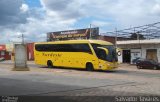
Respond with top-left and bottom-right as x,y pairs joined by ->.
35,40 -> 113,45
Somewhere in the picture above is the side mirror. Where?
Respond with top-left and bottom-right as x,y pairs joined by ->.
116,48 -> 122,56
97,47 -> 109,55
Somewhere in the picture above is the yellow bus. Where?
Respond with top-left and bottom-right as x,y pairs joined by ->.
34,40 -> 118,71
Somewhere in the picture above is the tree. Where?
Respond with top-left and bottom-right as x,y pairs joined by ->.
130,32 -> 145,40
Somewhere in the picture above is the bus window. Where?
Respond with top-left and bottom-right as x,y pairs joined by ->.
35,44 -> 92,54
91,44 -> 118,62
97,49 -> 106,60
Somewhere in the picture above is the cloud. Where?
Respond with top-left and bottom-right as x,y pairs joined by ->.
152,4 -> 160,15
0,0 -> 28,26
40,0 -> 84,19
1,0 -> 160,44
101,0 -> 160,27
20,4 -> 29,13
41,0 -> 73,11
92,21 -> 110,27
83,0 -> 160,28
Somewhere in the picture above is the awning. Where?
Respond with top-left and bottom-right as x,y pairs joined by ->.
0,45 -> 6,51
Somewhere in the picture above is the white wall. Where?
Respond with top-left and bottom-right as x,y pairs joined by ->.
130,49 -> 141,64
117,43 -> 160,63
157,48 -> 160,63
141,48 -> 146,59
14,44 -> 27,68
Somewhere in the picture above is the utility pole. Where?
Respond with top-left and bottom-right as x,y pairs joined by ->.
115,28 -> 118,48
90,24 -> 92,39
22,34 -> 24,44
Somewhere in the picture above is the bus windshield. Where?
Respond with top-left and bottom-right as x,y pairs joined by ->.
91,44 -> 118,62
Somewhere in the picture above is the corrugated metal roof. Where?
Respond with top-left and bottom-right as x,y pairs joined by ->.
117,39 -> 160,45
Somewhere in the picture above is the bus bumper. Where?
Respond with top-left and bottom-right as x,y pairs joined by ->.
100,62 -> 118,71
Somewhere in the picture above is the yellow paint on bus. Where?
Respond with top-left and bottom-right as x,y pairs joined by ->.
34,40 -> 118,71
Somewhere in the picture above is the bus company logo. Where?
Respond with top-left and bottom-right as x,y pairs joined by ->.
42,53 -> 62,57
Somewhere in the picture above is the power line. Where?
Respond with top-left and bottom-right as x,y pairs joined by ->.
106,22 -> 160,39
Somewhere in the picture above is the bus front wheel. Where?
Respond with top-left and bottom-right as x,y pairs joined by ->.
86,63 -> 94,71
47,60 -> 53,68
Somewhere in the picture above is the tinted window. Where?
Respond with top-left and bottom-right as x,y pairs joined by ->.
35,44 -> 92,53
91,43 -> 118,62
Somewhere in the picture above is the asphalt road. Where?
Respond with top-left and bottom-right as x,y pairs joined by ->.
0,74 -> 135,96
0,61 -> 159,97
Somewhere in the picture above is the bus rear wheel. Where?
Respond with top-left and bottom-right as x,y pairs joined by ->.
86,63 -> 94,71
47,60 -> 53,68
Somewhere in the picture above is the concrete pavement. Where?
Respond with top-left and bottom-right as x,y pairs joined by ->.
0,61 -> 159,96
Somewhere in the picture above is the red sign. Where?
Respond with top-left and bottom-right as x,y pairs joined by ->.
0,45 -> 6,51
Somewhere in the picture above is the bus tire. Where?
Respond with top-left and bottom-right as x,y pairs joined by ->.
86,63 -> 94,71
47,60 -> 53,68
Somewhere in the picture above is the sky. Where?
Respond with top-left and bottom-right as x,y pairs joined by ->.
0,0 -> 160,43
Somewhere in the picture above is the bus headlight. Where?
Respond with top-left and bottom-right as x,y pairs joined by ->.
106,63 -> 112,66
106,62 -> 111,66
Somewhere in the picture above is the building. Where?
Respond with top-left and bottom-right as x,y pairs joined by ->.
0,43 -> 35,61
98,35 -> 116,44
27,43 -> 34,60
117,39 -> 160,64
98,35 -> 129,44
0,45 -> 11,60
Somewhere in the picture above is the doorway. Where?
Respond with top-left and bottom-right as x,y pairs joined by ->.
123,50 -> 131,63
146,49 -> 157,62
